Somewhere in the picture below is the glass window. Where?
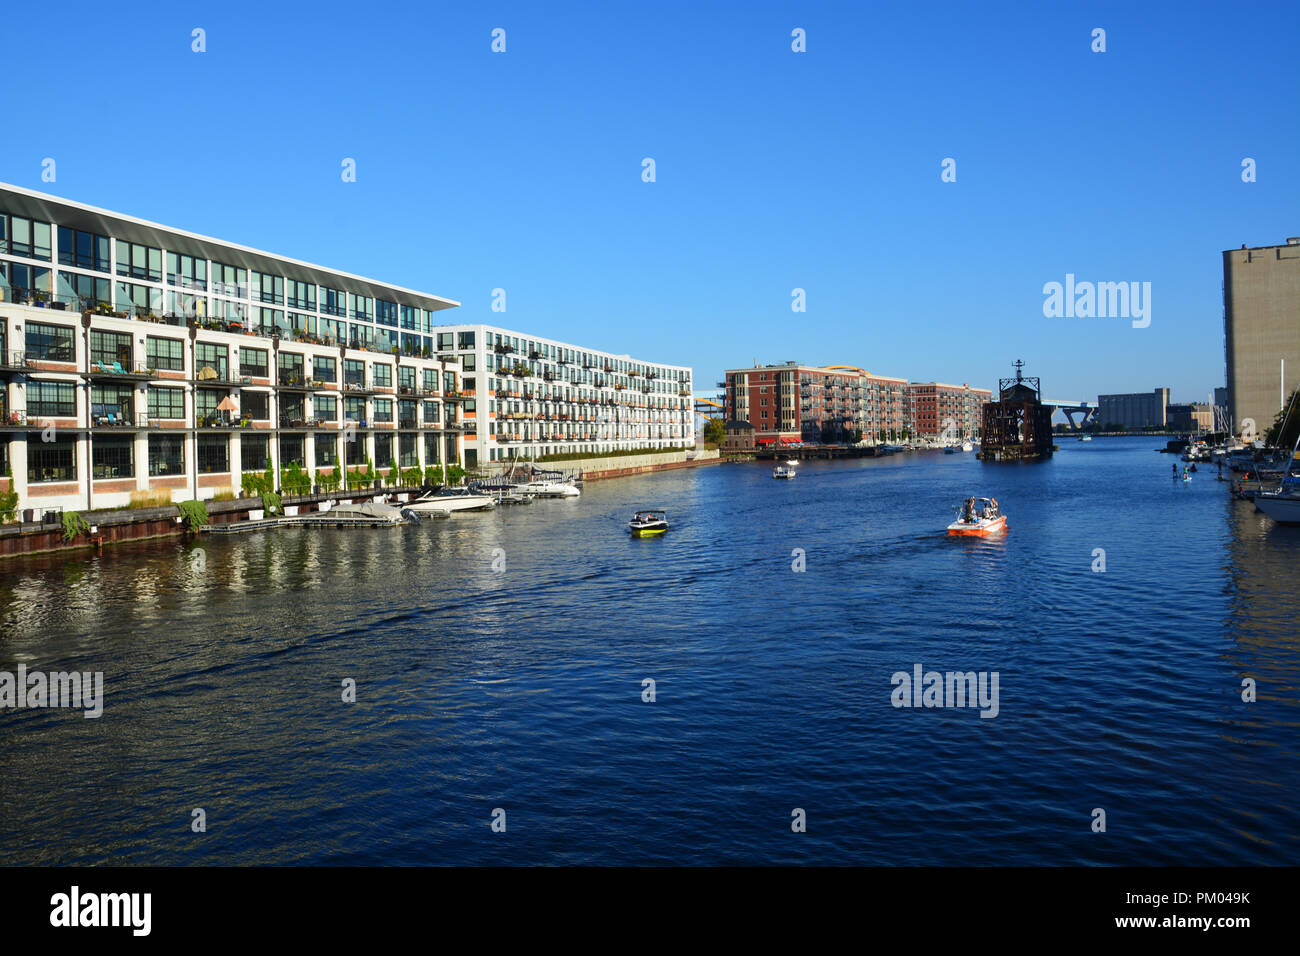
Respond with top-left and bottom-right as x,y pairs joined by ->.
195,343 -> 228,380
148,435 -> 185,476
240,347 -> 269,379
90,330 -> 132,367
147,336 -> 185,371
374,433 -> 393,466
147,386 -> 186,420
29,381 -> 77,417
90,383 -> 134,421
373,398 -> 393,423
57,226 -> 111,272
117,241 -> 161,281
26,321 -> 76,361
279,433 -> 305,467
166,252 -> 207,290
241,391 -> 270,420
253,270 -> 283,305
313,356 -> 336,383
241,434 -> 271,472
373,364 -> 392,388
399,433 -> 418,466
320,285 -> 345,316
343,359 -> 365,389
28,435 -> 76,481
197,435 -> 229,473
92,435 -> 134,479
196,388 -> 224,421
344,397 -> 365,422
313,395 -> 337,422
346,434 -> 366,465
314,433 -> 338,467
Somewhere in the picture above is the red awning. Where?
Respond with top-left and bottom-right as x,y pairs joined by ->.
779,437 -> 799,445
756,438 -> 776,445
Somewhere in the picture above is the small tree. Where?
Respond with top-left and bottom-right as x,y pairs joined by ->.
703,419 -> 726,445
1265,388 -> 1300,449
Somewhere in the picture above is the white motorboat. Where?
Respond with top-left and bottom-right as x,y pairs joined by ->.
1078,435 -> 1092,442
302,500 -> 412,525
518,479 -> 580,498
773,465 -> 796,479
961,440 -> 973,452
406,488 -> 498,513
785,458 -> 799,466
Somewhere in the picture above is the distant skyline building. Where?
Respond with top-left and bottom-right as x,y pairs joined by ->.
1167,403 -> 1214,432
1223,236 -> 1300,435
1098,388 -> 1171,430
721,362 -> 986,444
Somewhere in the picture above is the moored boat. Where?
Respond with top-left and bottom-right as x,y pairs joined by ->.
406,487 -> 498,513
773,465 -> 796,479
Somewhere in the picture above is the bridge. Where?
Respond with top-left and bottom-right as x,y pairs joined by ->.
693,394 -> 725,420
1045,399 -> 1098,430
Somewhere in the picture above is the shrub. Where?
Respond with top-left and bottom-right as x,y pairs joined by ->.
261,491 -> 282,516
211,487 -> 237,502
177,499 -> 210,529
62,511 -> 91,542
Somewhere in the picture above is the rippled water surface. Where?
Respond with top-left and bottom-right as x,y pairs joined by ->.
1,438 -> 1297,865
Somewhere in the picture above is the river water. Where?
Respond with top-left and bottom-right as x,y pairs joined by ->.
0,437 -> 1296,865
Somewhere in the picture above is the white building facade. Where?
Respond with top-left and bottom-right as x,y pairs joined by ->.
434,324 -> 694,468
1,183 -> 467,517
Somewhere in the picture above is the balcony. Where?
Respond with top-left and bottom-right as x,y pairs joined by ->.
494,342 -> 515,354
1,351 -> 34,375
278,370 -> 310,391
311,379 -> 337,391
87,358 -> 157,382
195,413 -> 247,430
398,418 -> 419,430
342,378 -> 374,396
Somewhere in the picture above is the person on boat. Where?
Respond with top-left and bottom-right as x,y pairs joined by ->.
962,497 -> 976,522
989,498 -> 999,517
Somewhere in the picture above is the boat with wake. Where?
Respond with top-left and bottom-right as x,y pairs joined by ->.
629,510 -> 669,537
947,497 -> 1007,536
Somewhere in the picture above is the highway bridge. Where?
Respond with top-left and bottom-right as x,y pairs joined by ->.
1045,399 -> 1098,430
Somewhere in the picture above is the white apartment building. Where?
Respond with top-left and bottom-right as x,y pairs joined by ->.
1,183 -> 467,517
434,324 -> 694,468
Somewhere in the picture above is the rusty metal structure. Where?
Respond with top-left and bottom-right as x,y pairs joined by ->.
977,360 -> 1055,461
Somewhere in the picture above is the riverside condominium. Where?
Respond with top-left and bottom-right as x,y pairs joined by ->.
432,324 -> 694,468
0,183 -> 466,517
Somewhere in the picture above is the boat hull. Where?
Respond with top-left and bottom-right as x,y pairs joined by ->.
1255,494 -> 1300,525
947,515 -> 1008,537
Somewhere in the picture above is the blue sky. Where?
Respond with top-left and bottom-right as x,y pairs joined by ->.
5,1 -> 1296,403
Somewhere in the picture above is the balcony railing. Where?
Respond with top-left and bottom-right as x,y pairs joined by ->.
88,359 -> 156,379
93,410 -> 145,428
398,418 -> 419,429
278,370 -> 308,388
1,351 -> 35,372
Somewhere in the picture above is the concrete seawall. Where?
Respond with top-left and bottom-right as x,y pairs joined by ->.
534,449 -> 722,481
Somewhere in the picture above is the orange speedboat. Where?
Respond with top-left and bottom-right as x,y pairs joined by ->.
947,497 -> 1008,536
